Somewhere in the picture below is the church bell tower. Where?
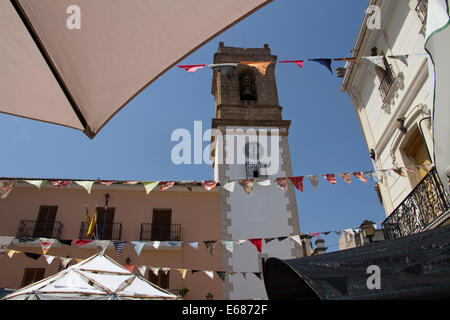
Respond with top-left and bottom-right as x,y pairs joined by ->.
211,43 -> 303,300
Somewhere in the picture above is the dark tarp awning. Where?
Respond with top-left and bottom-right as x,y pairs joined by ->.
263,224 -> 450,300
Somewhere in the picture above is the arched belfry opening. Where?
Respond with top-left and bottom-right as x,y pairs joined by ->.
239,70 -> 257,101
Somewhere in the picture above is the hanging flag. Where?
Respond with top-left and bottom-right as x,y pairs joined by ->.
235,240 -> 247,245
221,241 -> 233,253
85,205 -> 91,228
60,257 -> 72,268
312,233 -> 321,237
51,180 -> 71,187
160,181 -> 175,191
288,177 -> 304,192
388,55 -> 409,67
182,181 -> 195,192
86,209 -> 97,238
275,178 -> 289,192
177,64 -> 206,72
249,239 -> 262,253
308,59 -> 333,73
142,182 -> 159,195
0,246 -> 7,258
204,271 -> 214,279
24,180 -> 46,190
333,57 -> 358,63
152,241 -> 161,250
335,230 -> 342,235
44,255 -> 55,264
137,265 -> 147,276
256,179 -> 271,186
216,271 -> 226,282
123,265 -> 134,272
7,250 -> 17,258
208,63 -> 238,81
241,61 -> 272,76
254,272 -> 262,280
131,241 -> 146,256
363,56 -> 386,70
186,242 -> 199,250
204,241 -> 217,256
0,181 -> 16,200
201,181 -> 217,191
223,181 -> 235,192
100,181 -> 116,186
39,238 -> 55,255
74,181 -> 95,194
96,240 -> 110,255
242,272 -> 247,279
167,241 -> 182,247
289,235 -> 302,246
150,267 -> 160,276
25,252 -> 41,261
191,270 -> 200,275
277,236 -> 288,242
59,239 -> 72,246
238,180 -> 254,194
264,238 -> 275,244
74,239 -> 93,246
352,172 -> 368,183
366,171 -> 378,183
0,236 -> 14,249
307,175 -> 319,191
323,174 -> 337,185
178,269 -> 188,280
279,60 -> 304,69
123,181 -> 140,185
392,168 -> 406,177
161,268 -> 170,275
338,173 -> 352,184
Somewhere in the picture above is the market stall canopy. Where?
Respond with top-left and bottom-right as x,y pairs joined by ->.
2,253 -> 179,300
263,223 -> 450,300
0,0 -> 272,138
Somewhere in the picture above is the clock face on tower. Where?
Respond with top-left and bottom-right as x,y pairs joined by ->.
245,142 -> 262,161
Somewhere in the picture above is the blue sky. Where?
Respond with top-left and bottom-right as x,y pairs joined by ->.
0,0 -> 386,251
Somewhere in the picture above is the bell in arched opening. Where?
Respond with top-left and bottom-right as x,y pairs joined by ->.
239,73 -> 256,101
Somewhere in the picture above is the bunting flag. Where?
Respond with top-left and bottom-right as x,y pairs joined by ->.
216,271 -> 226,282
221,241 -> 233,253
366,171 -> 379,182
338,173 -> 352,184
264,238 -> 275,244
222,181 -> 235,192
204,271 -> 214,279
74,181 -> 95,194
183,181 -> 195,192
0,236 -> 14,249
151,267 -> 160,276
254,272 -> 262,280
96,240 -> 110,255
7,250 -> 17,258
308,58 -> 333,73
208,63 -> 238,81
39,238 -> 55,255
323,174 -> 337,185
0,246 -> 7,258
142,182 -> 159,195
289,235 -> 302,246
288,176 -> 304,192
160,181 -> 175,191
352,172 -> 368,183
123,265 -> 134,272
275,178 -> 289,192
60,257 -> 72,268
186,242 -> 199,250
312,233 -> 321,237
238,179 -> 254,194
279,60 -> 304,68
201,181 -> 217,191
249,239 -> 262,253
178,269 -> 188,280
112,241 -> 126,256
363,56 -> 386,70
24,252 -> 41,261
235,240 -> 247,246
51,180 -> 71,187
138,265 -> 147,276
204,241 -> 217,256
256,179 -> 271,186
161,268 -> 170,275
335,230 -> 342,235
0,181 -> 15,200
393,168 -> 406,177
152,241 -> 161,250
242,273 -> 247,279
167,241 -> 182,248
307,175 -> 319,191
59,239 -> 72,246
123,181 -> 139,185
44,255 -> 55,264
191,270 -> 199,275
85,206 -> 91,228
277,236 -> 288,242
74,240 -> 93,246
177,64 -> 206,72
334,57 -> 358,63
24,180 -> 46,190
241,61 -> 272,76
131,241 -> 146,256
86,209 -> 97,238
388,55 -> 409,67
100,181 -> 116,186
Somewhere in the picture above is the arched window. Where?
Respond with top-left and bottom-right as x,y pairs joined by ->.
239,70 -> 257,101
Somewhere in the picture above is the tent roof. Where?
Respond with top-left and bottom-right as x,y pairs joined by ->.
263,223 -> 450,300
1,0 -> 272,138
2,253 -> 178,300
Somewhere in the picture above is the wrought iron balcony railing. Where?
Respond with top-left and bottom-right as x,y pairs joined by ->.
382,168 -> 450,239
140,223 -> 181,241
378,64 -> 395,101
79,222 -> 123,240
16,220 -> 64,240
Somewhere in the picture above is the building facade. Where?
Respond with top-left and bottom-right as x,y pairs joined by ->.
340,0 -> 449,239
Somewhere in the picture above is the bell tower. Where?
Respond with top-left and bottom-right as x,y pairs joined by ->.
211,43 -> 303,300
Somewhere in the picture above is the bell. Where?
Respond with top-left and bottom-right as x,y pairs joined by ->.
241,76 -> 255,100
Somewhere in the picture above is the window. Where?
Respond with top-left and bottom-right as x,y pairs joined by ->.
96,207 -> 115,240
21,268 -> 45,287
34,206 -> 57,238
404,129 -> 431,181
152,209 -> 172,241
416,0 -> 428,35
239,71 -> 257,101
375,54 -> 395,101
149,270 -> 170,289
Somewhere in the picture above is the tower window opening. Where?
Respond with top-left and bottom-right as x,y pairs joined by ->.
239,72 -> 257,101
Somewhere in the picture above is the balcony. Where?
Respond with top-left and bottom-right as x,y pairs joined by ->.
140,224 -> 181,241
16,220 -> 64,240
79,222 -> 123,240
382,168 -> 450,239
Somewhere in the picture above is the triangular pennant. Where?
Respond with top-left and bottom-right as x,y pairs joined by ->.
275,178 -> 289,192
74,181 -> 95,194
323,174 -> 337,185
51,180 -> 71,187
388,55 -> 409,67
23,180 -> 46,190
123,265 -> 134,272
221,241 -> 233,253
25,252 -> 41,260
338,173 -> 352,184
131,241 -> 146,256
216,271 -> 226,282
7,250 -> 16,258
0,236 -> 15,248
235,240 -> 247,245
191,270 -> 200,274
184,181 -> 195,192
392,167 -> 406,177
167,241 -> 182,247
123,181 -> 140,185
363,56 -> 386,70
74,239 -> 92,246
177,64 -> 206,72
208,63 -> 238,81
178,269 -> 188,279
308,58 -> 333,73
279,60 -> 304,68
204,271 -> 214,279
312,232 -> 321,237
152,241 -> 161,250
256,179 -> 271,186
151,267 -> 160,276
242,272 -> 247,279
186,242 -> 199,250
223,181 -> 235,192
335,230 -> 342,235
307,175 -> 319,191
352,172 -> 368,183
288,177 -> 304,192
99,181 -> 116,186
142,182 -> 159,195
249,239 -> 262,253
289,235 -> 302,246
254,272 -> 262,280
203,241 -> 217,256
44,255 -> 55,264
201,181 -> 217,191
137,265 -> 147,276
0,181 -> 16,199
39,238 -> 55,255
241,61 -> 272,76
113,241 -> 126,256
96,240 -> 110,255
264,238 -> 276,244
60,257 -> 72,268
277,236 -> 288,242
334,57 -> 358,63
59,239 -> 72,246
160,181 -> 175,191
238,180 -> 254,194
161,268 -> 170,275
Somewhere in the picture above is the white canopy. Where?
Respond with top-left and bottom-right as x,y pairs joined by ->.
2,253 -> 179,300
0,0 -> 271,138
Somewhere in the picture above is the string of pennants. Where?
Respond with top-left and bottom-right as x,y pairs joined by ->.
0,164 -> 431,200
177,54 -> 427,78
